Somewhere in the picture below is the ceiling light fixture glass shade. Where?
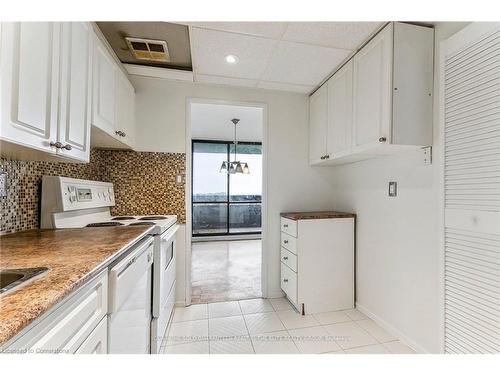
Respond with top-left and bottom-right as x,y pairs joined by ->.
219,118 -> 250,175
219,161 -> 228,173
243,163 -> 250,174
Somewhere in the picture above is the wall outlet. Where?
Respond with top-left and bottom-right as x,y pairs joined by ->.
0,172 -> 6,198
388,181 -> 397,197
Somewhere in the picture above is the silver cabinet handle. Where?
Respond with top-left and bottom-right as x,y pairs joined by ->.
283,278 -> 288,283
283,240 -> 288,244
283,256 -> 288,260
50,142 -> 72,151
379,137 -> 387,143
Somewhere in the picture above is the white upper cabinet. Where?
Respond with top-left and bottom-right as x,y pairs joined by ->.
91,31 -> 135,150
352,23 -> 393,152
92,37 -> 116,135
309,22 -> 434,166
1,22 -> 136,161
58,22 -> 93,162
115,70 -> 136,148
1,22 -> 93,162
1,22 -> 60,155
308,84 -> 328,164
327,60 -> 353,158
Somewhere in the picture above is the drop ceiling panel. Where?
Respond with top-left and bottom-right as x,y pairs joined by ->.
257,81 -> 314,94
197,74 -> 257,88
191,28 -> 278,79
262,41 -> 351,86
188,22 -> 288,39
283,22 -> 384,49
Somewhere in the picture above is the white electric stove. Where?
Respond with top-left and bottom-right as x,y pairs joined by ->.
40,176 -> 178,354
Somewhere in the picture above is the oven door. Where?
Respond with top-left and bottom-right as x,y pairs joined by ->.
152,224 -> 178,318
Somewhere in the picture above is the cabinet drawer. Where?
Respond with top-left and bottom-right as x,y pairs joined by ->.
281,247 -> 297,272
75,317 -> 107,354
280,217 -> 297,237
281,232 -> 297,254
15,271 -> 108,353
281,263 -> 297,305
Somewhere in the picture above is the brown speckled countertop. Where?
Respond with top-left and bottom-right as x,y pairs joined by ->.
0,226 -> 154,346
281,211 -> 356,220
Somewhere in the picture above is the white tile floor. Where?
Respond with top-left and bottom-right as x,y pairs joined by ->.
162,298 -> 417,354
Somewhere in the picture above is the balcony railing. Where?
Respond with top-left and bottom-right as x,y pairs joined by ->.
192,201 -> 262,236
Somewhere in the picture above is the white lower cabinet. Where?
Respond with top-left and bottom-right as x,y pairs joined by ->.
75,317 -> 107,354
5,271 -> 108,354
280,262 -> 298,305
280,214 -> 355,314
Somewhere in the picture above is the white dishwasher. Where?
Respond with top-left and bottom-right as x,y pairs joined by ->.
108,237 -> 154,354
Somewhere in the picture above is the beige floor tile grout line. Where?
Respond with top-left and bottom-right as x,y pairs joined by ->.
163,299 -> 408,353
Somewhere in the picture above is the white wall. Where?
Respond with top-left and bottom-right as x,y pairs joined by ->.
130,77 -> 337,302
191,103 -> 263,142
326,22 -> 469,354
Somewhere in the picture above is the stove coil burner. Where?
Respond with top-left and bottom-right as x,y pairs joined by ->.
139,216 -> 168,220
112,216 -> 135,221
129,222 -> 155,226
86,222 -> 124,227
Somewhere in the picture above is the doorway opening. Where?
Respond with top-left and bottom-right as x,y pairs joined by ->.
187,101 -> 265,304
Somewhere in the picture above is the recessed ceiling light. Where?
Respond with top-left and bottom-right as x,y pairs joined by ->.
225,54 -> 239,64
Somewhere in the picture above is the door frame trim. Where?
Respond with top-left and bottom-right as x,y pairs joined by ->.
185,98 -> 268,305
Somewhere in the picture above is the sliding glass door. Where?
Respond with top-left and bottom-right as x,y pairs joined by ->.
192,140 -> 262,236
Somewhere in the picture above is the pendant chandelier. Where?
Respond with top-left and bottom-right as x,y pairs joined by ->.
220,118 -> 250,174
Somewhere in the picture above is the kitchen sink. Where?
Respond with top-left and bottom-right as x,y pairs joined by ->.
0,267 -> 49,294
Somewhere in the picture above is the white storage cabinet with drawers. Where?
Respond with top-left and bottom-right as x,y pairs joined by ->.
280,212 -> 355,314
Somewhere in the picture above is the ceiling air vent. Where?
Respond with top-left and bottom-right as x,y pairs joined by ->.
125,37 -> 170,62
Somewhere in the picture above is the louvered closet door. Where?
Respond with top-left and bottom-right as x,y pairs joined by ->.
442,23 -> 500,354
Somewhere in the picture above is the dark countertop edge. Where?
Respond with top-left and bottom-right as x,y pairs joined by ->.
0,226 -> 155,348
281,211 -> 356,220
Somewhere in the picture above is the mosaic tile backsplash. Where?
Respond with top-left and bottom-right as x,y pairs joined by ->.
0,149 -> 186,234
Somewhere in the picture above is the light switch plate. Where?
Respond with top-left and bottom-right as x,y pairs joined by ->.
175,174 -> 185,185
388,181 -> 397,197
423,146 -> 432,165
0,172 -> 6,198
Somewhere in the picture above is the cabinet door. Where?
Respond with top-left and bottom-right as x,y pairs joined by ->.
0,22 -> 60,153
115,70 -> 135,148
92,35 -> 116,134
327,60 -> 353,158
75,318 -> 108,354
309,84 -> 328,164
58,22 -> 92,162
352,23 -> 393,152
